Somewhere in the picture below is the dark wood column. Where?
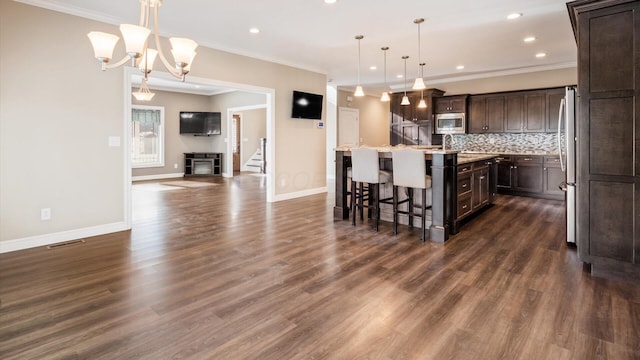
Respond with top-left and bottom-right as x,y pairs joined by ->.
430,152 -> 457,242
333,150 -> 350,220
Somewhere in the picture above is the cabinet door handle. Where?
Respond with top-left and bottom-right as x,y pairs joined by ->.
462,184 -> 467,188
462,205 -> 468,209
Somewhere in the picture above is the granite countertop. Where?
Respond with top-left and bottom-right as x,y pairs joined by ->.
335,145 -> 458,154
456,154 -> 499,164
460,150 -> 559,156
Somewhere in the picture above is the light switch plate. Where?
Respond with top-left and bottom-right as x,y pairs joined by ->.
108,136 -> 121,147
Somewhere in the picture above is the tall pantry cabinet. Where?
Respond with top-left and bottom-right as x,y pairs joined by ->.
568,0 -> 640,280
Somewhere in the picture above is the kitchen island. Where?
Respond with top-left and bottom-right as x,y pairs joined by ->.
334,146 -> 497,242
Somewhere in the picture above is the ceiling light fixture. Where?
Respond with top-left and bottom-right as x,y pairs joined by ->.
417,63 -> 427,108
369,66 -> 377,70
249,28 -> 260,34
132,47 -> 156,100
380,46 -> 390,102
524,36 -> 536,42
412,18 -> 426,90
87,0 -> 198,86
401,56 -> 410,106
536,52 -> 547,58
324,0 -> 337,3
507,12 -> 523,20
354,35 -> 365,97
456,65 -> 465,70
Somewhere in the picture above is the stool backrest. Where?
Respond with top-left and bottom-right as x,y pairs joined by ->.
391,148 -> 428,189
351,147 -> 380,184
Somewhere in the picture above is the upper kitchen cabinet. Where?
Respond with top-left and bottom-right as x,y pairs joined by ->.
389,89 -> 444,145
568,0 -> 640,279
468,95 -> 504,133
434,95 -> 468,114
546,87 -> 566,132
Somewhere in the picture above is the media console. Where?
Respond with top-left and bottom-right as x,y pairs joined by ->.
184,152 -> 222,177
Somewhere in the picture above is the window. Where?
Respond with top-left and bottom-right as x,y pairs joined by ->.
131,105 -> 164,168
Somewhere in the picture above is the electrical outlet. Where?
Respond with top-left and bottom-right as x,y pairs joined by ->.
41,208 -> 51,221
174,163 -> 178,169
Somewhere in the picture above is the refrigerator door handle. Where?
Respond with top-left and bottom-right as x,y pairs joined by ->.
559,181 -> 567,192
557,98 -> 566,172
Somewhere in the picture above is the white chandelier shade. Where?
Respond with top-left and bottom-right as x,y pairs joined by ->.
86,0 -> 198,82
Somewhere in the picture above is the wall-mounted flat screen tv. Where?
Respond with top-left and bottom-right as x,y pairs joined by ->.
179,112 -> 221,135
291,90 -> 323,120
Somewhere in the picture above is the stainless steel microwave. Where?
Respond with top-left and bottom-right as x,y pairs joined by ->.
435,113 -> 466,134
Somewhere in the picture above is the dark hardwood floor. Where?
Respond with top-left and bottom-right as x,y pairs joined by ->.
1,174 -> 639,359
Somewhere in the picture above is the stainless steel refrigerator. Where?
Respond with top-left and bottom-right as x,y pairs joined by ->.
558,86 -> 576,246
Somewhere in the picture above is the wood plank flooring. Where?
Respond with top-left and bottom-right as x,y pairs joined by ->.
1,174 -> 640,359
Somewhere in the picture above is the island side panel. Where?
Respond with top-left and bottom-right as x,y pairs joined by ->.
333,150 -> 350,220
430,152 -> 457,242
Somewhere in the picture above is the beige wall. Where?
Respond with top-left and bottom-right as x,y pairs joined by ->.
132,89 -> 218,178
336,91 -> 390,146
238,109 -> 267,166
0,2 -> 326,249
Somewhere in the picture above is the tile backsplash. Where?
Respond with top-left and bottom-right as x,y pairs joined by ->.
446,133 -> 560,154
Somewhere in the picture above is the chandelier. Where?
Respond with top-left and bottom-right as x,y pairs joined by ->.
87,0 -> 198,100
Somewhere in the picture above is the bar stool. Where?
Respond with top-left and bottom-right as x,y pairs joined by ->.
391,148 -> 432,242
350,147 -> 392,231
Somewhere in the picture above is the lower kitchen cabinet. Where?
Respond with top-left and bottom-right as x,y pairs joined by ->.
496,154 -> 563,200
513,156 -> 543,193
456,159 -> 495,222
543,156 -> 565,197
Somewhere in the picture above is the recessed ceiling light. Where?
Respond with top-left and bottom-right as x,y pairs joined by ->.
536,52 -> 546,58
524,36 -> 536,43
369,66 -> 377,70
249,27 -> 260,34
324,0 -> 337,3
507,13 -> 522,20
396,74 -> 403,79
456,65 -> 464,70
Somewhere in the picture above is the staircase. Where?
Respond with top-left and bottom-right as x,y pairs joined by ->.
243,148 -> 265,173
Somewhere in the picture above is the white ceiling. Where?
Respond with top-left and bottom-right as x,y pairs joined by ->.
21,0 -> 577,94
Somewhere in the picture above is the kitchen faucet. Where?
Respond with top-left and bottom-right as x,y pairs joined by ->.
442,133 -> 456,151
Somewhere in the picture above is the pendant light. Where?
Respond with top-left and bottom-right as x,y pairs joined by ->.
417,63 -> 427,108
412,18 -> 426,90
380,46 -> 390,102
401,55 -> 410,106
354,35 -> 365,97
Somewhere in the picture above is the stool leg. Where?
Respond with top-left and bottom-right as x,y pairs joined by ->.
393,185 -> 398,235
408,188 -> 414,229
351,180 -> 357,226
373,183 -> 379,232
421,188 -> 427,243
359,182 -> 364,221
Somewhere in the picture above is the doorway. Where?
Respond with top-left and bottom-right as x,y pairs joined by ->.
233,114 -> 241,172
338,107 -> 359,146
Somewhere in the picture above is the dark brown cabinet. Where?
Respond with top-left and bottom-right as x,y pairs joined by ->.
496,156 -> 514,189
524,92 -> 546,132
468,87 -> 567,134
568,0 -> 640,275
546,88 -> 566,133
468,96 -> 504,133
456,159 -> 495,221
543,156 -> 564,196
434,95 -> 467,113
495,154 -> 563,200
513,156 -> 543,193
505,95 -> 524,132
389,89 -> 444,145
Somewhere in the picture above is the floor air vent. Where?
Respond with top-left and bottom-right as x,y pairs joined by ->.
47,239 -> 85,249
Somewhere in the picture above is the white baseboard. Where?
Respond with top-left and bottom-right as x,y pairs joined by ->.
273,187 -> 328,202
132,173 -> 184,182
0,222 -> 128,253
241,165 -> 261,172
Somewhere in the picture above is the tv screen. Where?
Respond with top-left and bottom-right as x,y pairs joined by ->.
291,91 -> 323,120
179,112 -> 221,135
